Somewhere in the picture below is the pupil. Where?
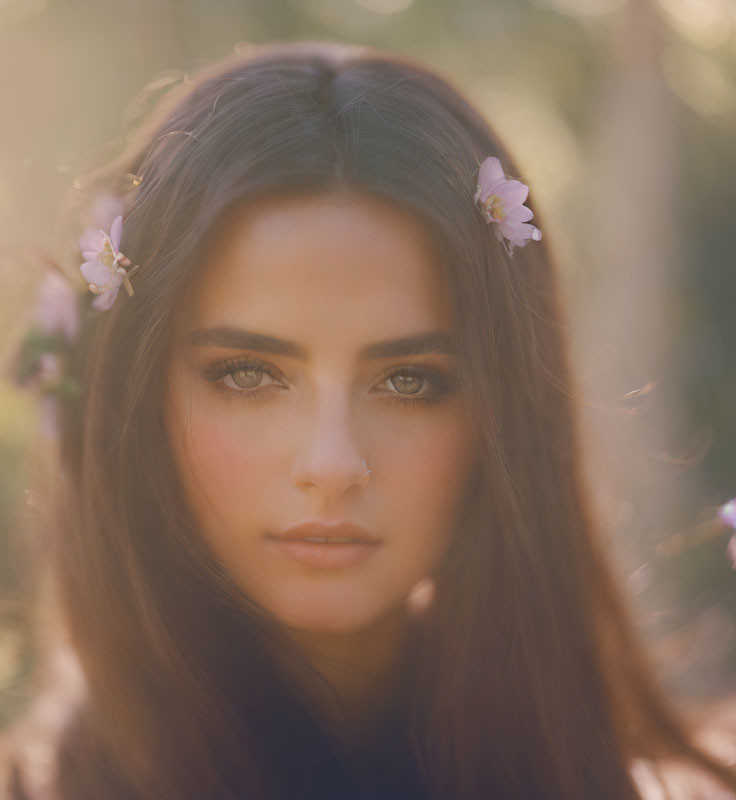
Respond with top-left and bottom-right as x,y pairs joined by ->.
392,373 -> 422,395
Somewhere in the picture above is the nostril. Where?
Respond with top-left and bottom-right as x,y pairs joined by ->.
291,454 -> 372,495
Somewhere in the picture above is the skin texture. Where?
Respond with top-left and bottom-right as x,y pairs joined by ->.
164,189 -> 478,736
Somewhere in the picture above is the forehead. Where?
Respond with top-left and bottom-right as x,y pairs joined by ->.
186,190 -> 452,343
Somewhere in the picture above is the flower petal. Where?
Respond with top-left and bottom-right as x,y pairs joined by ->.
728,534 -> 736,570
92,287 -> 119,310
719,499 -> 736,528
38,353 -> 62,382
34,272 -> 80,342
80,259 -> 113,286
87,193 -> 125,230
78,227 -> 106,254
477,157 -> 506,196
498,221 -> 542,247
495,179 -> 529,209
504,204 -> 534,223
109,216 -> 123,252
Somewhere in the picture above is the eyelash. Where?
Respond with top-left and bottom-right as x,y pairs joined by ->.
200,356 -> 454,409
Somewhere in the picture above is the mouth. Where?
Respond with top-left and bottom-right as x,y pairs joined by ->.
267,521 -> 382,570
266,537 -> 382,570
272,520 -> 382,544
291,536 -> 362,543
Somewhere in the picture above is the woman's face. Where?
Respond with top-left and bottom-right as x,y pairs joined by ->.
165,190 -> 478,636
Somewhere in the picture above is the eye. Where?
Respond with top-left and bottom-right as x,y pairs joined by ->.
201,356 -> 285,404
388,371 -> 423,395
376,365 -> 453,409
200,357 -> 454,409
223,364 -> 272,390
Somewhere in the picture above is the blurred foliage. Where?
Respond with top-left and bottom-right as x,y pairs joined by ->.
1,0 -> 735,727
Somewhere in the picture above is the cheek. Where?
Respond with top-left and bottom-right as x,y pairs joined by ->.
165,390 -> 278,531
188,415 -> 260,494
379,408 -> 477,559
386,409 -> 475,504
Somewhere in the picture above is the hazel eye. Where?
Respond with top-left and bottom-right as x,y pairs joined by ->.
201,356 -> 284,403
225,366 -> 268,390
388,372 -> 424,395
376,366 -> 453,408
202,357 -> 454,410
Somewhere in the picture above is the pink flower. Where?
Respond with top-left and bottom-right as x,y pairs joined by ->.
718,498 -> 736,529
39,395 -> 61,440
728,535 -> 736,571
80,192 -> 126,231
38,352 -> 62,383
78,215 -> 138,311
717,500 -> 736,570
474,157 -> 542,254
77,226 -> 107,256
33,272 -> 80,342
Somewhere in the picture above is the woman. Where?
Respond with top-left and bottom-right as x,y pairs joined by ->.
2,40 -> 735,799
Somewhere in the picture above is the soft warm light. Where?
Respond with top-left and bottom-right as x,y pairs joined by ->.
656,0 -> 734,49
0,0 -> 47,24
353,0 -> 414,13
661,45 -> 736,119
472,78 -> 581,275
530,0 -> 627,18
407,577 -> 435,616
304,0 -> 388,36
472,78 -> 582,209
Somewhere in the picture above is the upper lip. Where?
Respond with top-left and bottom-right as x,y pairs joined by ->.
272,520 -> 381,544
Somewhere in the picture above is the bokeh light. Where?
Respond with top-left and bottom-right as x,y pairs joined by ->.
353,0 -> 414,14
657,0 -> 735,49
661,44 -> 736,122
530,0 -> 628,19
1,0 -> 735,734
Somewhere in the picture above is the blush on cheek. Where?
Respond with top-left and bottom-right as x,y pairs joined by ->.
406,418 -> 474,489
183,415 -> 264,502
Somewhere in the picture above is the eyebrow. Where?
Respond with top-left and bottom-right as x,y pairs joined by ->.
182,326 -> 455,361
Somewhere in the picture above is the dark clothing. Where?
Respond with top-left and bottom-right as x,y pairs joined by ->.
263,721 -> 431,800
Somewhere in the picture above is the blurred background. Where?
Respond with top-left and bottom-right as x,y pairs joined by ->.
0,0 -> 735,731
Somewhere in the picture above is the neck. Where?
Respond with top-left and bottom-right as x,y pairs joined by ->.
277,605 -> 414,753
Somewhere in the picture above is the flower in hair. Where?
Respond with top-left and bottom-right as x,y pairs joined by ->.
474,157 -> 542,255
3,193 -> 137,438
33,270 -> 80,342
718,499 -> 736,569
4,269 -> 81,406
79,215 -> 139,311
720,498 -> 736,529
80,191 -> 126,232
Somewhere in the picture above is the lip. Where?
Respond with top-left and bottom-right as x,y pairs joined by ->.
273,520 -> 382,544
267,521 -> 382,570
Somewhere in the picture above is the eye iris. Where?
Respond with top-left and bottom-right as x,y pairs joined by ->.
231,367 -> 262,389
391,373 -> 423,395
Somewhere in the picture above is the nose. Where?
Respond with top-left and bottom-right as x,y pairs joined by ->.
290,387 -> 371,500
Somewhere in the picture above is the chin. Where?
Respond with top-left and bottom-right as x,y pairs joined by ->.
268,592 -> 405,637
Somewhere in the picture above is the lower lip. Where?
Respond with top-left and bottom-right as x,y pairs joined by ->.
267,537 -> 382,570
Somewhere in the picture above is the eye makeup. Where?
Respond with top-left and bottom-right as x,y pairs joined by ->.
198,355 -> 455,409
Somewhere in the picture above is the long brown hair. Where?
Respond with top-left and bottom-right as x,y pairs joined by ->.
3,40 -> 736,800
